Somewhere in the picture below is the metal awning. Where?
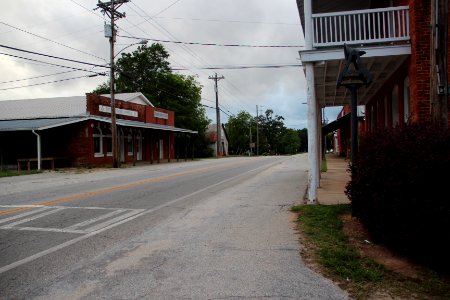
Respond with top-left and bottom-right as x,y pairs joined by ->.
0,116 -> 198,134
90,116 -> 198,134
0,117 -> 89,131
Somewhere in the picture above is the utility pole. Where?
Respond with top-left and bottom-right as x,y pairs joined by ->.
96,0 -> 129,168
256,105 -> 259,156
209,73 -> 225,157
249,120 -> 252,156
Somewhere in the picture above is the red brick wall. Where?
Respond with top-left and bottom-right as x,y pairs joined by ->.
366,60 -> 409,130
408,0 -> 431,124
145,107 -> 175,126
86,94 -> 146,122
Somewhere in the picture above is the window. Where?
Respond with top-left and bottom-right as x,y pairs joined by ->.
392,85 -> 399,127
127,133 -> 133,156
104,128 -> 112,156
94,127 -> 103,157
403,77 -> 410,123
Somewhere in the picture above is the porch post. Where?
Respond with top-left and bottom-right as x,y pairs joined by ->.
304,0 -> 319,203
32,130 -> 41,171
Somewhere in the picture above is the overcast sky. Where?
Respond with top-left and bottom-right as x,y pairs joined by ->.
0,0 -> 341,129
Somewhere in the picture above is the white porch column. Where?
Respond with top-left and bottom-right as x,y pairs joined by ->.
306,64 -> 319,203
32,130 -> 41,171
304,0 -> 319,203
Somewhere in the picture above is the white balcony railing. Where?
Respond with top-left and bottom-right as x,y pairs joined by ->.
312,6 -> 410,47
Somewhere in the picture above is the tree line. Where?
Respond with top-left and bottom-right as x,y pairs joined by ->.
225,110 -> 308,155
94,42 -> 307,157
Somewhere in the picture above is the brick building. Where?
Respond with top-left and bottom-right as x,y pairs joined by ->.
297,0 -> 449,202
0,93 -> 196,170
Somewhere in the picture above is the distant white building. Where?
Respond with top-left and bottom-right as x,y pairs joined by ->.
206,123 -> 229,157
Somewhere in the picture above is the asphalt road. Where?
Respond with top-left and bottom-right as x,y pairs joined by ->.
0,155 -> 348,299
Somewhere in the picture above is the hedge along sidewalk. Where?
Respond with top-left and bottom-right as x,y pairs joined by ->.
317,154 -> 350,205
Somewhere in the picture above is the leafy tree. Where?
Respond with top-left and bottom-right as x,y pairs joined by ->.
225,111 -> 253,154
280,128 -> 301,154
93,43 -> 211,157
257,109 -> 285,154
297,128 -> 308,152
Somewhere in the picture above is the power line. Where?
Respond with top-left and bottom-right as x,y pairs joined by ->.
0,74 -> 98,91
0,44 -> 109,69
152,0 -> 183,17
202,104 -> 232,117
149,16 -> 301,26
128,2 -> 258,116
0,70 -> 78,85
0,21 -> 106,62
172,64 -> 302,70
117,34 -> 304,48
130,2 -> 251,115
0,52 -> 107,75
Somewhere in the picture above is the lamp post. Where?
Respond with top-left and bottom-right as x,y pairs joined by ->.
337,44 -> 373,166
114,40 -> 148,59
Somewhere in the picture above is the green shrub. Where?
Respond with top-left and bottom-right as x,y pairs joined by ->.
346,124 -> 450,272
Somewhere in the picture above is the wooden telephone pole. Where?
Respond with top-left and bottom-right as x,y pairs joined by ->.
95,0 -> 129,167
209,73 -> 225,157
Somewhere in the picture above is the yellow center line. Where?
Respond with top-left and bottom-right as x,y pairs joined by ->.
0,160 -> 251,217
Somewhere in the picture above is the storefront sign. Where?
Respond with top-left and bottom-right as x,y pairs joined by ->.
154,111 -> 168,119
99,105 -> 138,117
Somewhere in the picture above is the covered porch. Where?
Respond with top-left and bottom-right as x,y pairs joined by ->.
298,0 -> 411,202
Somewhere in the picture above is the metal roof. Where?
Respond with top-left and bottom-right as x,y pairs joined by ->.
0,93 -> 154,121
0,116 -> 197,134
0,96 -> 87,120
0,117 -> 89,131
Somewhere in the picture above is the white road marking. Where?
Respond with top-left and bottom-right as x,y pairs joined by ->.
65,209 -> 127,230
17,227 -> 85,234
0,208 -> 65,229
0,207 -> 51,225
84,209 -> 145,233
0,158 -> 288,275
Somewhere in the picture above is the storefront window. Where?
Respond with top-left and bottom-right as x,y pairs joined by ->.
94,127 -> 103,157
104,129 -> 112,156
127,133 -> 133,156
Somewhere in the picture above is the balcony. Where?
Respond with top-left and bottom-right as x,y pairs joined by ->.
312,6 -> 410,47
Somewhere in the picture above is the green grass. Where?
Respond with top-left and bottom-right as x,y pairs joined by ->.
292,204 -> 384,283
292,204 -> 450,299
0,169 -> 43,177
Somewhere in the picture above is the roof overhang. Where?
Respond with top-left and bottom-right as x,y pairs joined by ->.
0,116 -> 198,134
299,44 -> 411,63
0,117 -> 89,132
90,116 -> 198,134
300,44 -> 411,107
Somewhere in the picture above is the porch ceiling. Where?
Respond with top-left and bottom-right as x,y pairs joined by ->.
313,54 -> 409,107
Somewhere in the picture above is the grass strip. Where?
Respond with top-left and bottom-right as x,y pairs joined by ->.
292,204 -> 450,300
292,204 -> 384,283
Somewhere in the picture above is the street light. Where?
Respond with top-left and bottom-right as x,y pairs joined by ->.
114,40 -> 148,59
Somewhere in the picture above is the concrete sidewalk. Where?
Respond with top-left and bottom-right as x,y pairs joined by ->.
317,154 -> 351,205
